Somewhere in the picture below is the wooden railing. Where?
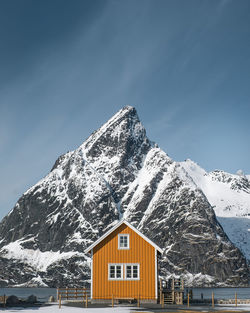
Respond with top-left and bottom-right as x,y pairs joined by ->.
57,287 -> 90,308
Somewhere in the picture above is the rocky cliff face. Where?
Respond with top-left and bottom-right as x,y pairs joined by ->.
181,160 -> 250,263
0,106 -> 249,287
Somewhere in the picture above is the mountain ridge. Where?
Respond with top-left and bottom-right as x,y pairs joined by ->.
0,106 -> 249,287
181,159 -> 250,261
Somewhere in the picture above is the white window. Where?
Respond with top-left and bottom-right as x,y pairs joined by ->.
125,264 -> 140,280
118,234 -> 129,249
108,264 -> 123,280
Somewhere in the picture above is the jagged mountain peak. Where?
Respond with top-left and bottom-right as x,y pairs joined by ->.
51,106 -> 148,172
45,105 -> 153,202
208,170 -> 250,194
80,105 -> 150,158
181,159 -> 207,182
181,160 -> 250,194
0,106 -> 249,288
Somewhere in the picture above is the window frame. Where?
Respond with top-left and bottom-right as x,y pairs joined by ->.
118,234 -> 130,250
125,263 -> 140,280
108,263 -> 124,280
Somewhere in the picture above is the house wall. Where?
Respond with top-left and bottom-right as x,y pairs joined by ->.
92,223 -> 156,300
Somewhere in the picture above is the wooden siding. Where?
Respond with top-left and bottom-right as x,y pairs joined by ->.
92,223 -> 156,300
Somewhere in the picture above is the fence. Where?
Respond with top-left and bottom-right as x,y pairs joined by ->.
57,287 -> 90,308
190,288 -> 250,300
185,291 -> 250,308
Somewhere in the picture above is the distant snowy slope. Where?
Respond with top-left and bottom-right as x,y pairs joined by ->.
181,159 -> 250,260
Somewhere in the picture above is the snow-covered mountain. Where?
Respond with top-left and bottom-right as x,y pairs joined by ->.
181,160 -> 250,261
0,106 -> 249,287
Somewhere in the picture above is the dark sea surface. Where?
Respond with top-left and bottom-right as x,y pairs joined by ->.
1,287 -> 250,302
191,287 -> 250,300
0,288 -> 57,302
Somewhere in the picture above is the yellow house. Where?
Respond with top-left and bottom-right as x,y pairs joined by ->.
85,219 -> 163,303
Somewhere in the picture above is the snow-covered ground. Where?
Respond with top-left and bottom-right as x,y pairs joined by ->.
4,304 -> 250,312
3,305 -> 136,313
218,304 -> 250,311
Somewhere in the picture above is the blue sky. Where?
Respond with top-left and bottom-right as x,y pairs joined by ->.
0,0 -> 250,219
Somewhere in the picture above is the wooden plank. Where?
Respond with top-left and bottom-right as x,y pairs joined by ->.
114,297 -> 135,300
57,288 -> 90,300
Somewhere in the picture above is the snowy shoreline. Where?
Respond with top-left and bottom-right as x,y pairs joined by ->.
3,303 -> 250,312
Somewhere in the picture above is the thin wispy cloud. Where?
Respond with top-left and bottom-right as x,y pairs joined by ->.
0,0 -> 250,219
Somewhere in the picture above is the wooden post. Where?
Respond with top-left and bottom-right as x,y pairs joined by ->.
212,292 -> 214,308
59,295 -> 62,309
160,279 -> 162,304
112,294 -> 114,307
187,292 -> 190,307
66,287 -> 68,300
235,292 -> 237,307
181,279 -> 184,291
86,294 -> 88,308
161,293 -> 164,308
3,295 -> 6,308
137,295 -> 140,307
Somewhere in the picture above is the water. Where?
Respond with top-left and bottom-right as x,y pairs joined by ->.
0,288 -> 57,302
1,287 -> 250,302
190,287 -> 250,300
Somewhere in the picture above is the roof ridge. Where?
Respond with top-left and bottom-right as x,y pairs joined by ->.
85,219 -> 163,254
